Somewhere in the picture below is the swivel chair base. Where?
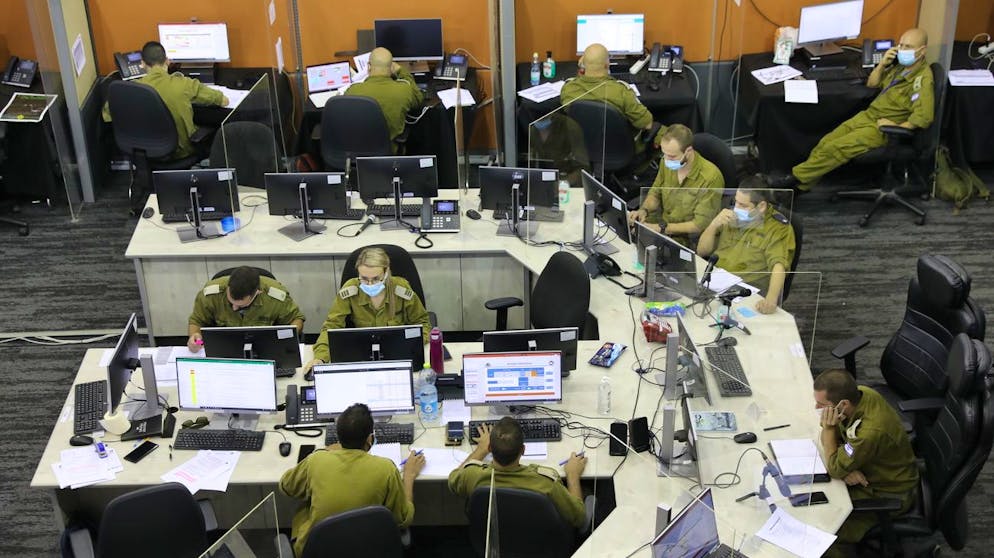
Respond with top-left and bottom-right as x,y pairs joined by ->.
834,165 -> 927,227
1,215 -> 29,236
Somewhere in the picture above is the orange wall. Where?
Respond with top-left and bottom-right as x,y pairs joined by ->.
955,0 -> 994,41
0,0 -> 38,62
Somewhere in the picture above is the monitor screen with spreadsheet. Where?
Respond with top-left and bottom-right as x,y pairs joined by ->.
462,351 -> 563,405
175,357 -> 278,414
575,14 -> 645,56
158,23 -> 231,63
312,360 -> 415,416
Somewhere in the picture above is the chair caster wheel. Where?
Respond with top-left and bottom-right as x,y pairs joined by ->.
858,217 -> 869,227
916,216 -> 925,226
18,226 -> 29,236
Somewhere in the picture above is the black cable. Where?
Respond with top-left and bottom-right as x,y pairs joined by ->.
748,0 -> 782,28
336,221 -> 369,237
413,231 -> 434,249
862,0 -> 896,24
716,0 -> 730,61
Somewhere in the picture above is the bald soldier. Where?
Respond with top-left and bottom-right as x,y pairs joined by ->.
560,43 -> 654,153
771,28 -> 933,191
697,178 -> 795,314
344,47 -> 424,145
448,418 -> 589,528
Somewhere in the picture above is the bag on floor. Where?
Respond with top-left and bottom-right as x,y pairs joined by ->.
934,145 -> 990,212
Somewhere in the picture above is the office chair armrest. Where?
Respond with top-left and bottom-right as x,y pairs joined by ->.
67,527 -> 96,558
581,494 -> 597,535
198,499 -> 219,532
395,126 -> 411,145
879,125 -> 914,139
275,533 -> 294,557
485,297 -> 524,311
852,497 -> 904,513
897,397 -> 945,414
641,122 -> 663,144
190,126 -> 214,146
830,335 -> 870,376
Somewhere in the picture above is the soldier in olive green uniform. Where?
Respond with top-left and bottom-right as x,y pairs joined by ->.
101,41 -> 226,160
344,47 -> 424,145
629,125 -> 724,247
813,370 -> 918,558
774,29 -> 933,191
187,266 -> 305,351
280,403 -> 425,556
448,419 -> 589,529
697,184 -> 795,314
561,43 -> 653,154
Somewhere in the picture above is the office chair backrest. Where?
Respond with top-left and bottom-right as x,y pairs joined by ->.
531,251 -> 590,330
911,254 -> 985,341
691,133 -> 736,190
467,487 -> 576,558
107,80 -> 178,159
320,95 -> 394,171
211,266 -> 276,281
780,212 -> 803,303
95,483 -> 207,558
918,63 -> 946,154
300,506 -> 403,558
341,244 -> 427,304
208,121 -> 279,188
568,100 -> 636,174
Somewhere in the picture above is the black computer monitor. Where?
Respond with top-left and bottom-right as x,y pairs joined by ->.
479,166 -> 558,237
483,327 -> 579,374
373,19 -> 444,62
356,156 -> 439,201
201,326 -> 302,374
153,168 -> 239,242
676,314 -> 711,406
107,313 -> 141,414
635,222 -> 698,299
326,325 -> 425,372
581,170 -> 632,245
265,172 -> 347,240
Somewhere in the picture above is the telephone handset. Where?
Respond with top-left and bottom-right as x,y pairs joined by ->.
649,43 -> 670,73
2,56 -> 38,88
114,51 -> 147,80
862,39 -> 893,68
420,199 -> 461,232
285,384 -> 319,427
434,52 -> 469,81
669,45 -> 685,74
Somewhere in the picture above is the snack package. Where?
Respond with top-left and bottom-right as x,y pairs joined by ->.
640,311 -> 672,343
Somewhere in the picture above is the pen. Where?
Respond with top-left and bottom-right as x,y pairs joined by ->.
763,424 -> 790,432
399,449 -> 423,466
169,444 -> 173,461
559,451 -> 585,466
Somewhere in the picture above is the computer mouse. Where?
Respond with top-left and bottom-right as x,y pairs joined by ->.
733,432 -> 757,444
279,442 -> 292,457
69,435 -> 94,446
304,369 -> 315,382
465,209 -> 482,220
141,207 -> 155,219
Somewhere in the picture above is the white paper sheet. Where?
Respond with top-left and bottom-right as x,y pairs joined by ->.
441,399 -> 471,425
436,88 -> 477,109
415,447 -> 469,477
751,65 -> 803,86
170,346 -> 205,363
521,442 -> 548,460
194,451 -> 241,492
784,80 -> 819,104
707,269 -> 744,294
371,443 -> 404,468
518,81 -> 565,103
309,90 -> 341,108
206,85 -> 251,109
53,447 -> 121,489
354,52 -> 371,76
756,507 -> 836,558
948,69 -> 994,87
161,450 -> 239,494
768,439 -> 828,476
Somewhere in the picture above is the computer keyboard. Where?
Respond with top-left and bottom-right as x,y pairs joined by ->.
468,418 -> 561,443
802,68 -> 862,81
161,211 -> 227,223
325,422 -> 415,446
74,380 -> 107,435
173,429 -> 266,451
321,208 -> 366,221
522,206 -> 565,222
704,346 -> 753,397
365,204 -> 422,218
275,367 -> 297,378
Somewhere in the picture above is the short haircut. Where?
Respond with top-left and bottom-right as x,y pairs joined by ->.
227,266 -> 261,300
738,175 -> 772,205
336,403 -> 374,449
813,369 -> 862,405
489,417 -> 525,466
141,41 -> 167,66
658,124 -> 694,151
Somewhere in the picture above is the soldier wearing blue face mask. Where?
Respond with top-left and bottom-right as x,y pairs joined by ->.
308,247 -> 430,370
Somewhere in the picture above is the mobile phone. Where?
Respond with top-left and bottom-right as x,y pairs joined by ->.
609,422 -> 629,456
123,440 -> 159,463
446,421 -> 465,445
297,444 -> 317,463
789,491 -> 829,507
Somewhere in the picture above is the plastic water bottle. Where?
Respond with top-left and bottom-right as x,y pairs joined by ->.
414,364 -> 430,405
543,50 -> 556,79
429,327 -> 445,373
530,52 -> 541,86
419,368 -> 439,423
558,172 -> 570,205
598,376 -> 612,415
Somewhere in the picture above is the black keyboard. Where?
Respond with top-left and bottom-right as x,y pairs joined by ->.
469,418 -> 561,443
365,204 -> 422,218
161,211 -> 227,223
275,367 -> 296,378
174,429 -> 266,451
704,346 -> 753,397
74,380 -> 107,435
325,422 -> 415,446
802,68 -> 862,81
322,208 -> 366,221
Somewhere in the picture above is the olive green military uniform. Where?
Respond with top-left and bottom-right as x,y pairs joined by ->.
280,448 -> 414,556
712,208 -> 795,293
643,149 -> 724,247
560,75 -> 652,154
824,386 -> 918,557
448,460 -> 586,528
188,276 -> 305,329
792,62 -> 934,189
101,65 -> 224,160
344,67 -> 424,143
312,276 -> 431,363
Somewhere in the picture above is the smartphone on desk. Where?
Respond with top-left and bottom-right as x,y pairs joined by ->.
124,440 -> 159,463
789,491 -> 829,507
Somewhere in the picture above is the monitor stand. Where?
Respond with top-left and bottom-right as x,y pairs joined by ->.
379,176 -> 419,232
179,63 -> 216,84
400,60 -> 431,75
802,42 -> 843,59
579,201 -> 619,255
655,442 -> 698,479
208,413 -> 260,431
178,186 -> 221,243
279,183 -> 327,241
497,219 -> 539,238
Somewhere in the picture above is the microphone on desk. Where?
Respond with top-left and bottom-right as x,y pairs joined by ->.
358,214 -> 377,235
761,452 -> 792,498
717,285 -> 752,302
720,314 -> 751,335
700,254 -> 719,287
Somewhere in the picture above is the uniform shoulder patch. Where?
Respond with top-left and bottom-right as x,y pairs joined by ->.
535,466 -> 560,482
267,286 -> 287,301
203,284 -> 222,296
772,211 -> 789,225
394,285 -> 414,300
913,75 -> 922,91
338,285 -> 358,299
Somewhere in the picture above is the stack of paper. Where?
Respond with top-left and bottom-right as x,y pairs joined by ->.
205,85 -> 251,109
436,88 -> 477,109
948,69 -> 994,87
309,89 -> 342,109
751,65 -> 803,86
52,446 -> 124,489
768,439 -> 828,476
161,450 -> 241,494
518,81 -> 565,103
756,507 -> 836,558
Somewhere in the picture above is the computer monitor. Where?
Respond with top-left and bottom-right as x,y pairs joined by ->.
312,360 -> 415,417
462,351 -> 563,406
356,156 -> 439,230
265,172 -> 347,241
175,357 -> 278,429
153,168 -> 239,243
326,325 -> 425,372
635,222 -> 698,299
483,327 -> 579,374
157,23 -> 231,63
107,313 -> 141,415
676,314 -> 711,405
575,14 -> 645,56
305,62 -> 352,94
650,489 -> 720,557
201,326 -> 302,375
373,19 -> 444,62
479,166 -> 558,237
797,0 -> 864,57
581,169 -> 632,247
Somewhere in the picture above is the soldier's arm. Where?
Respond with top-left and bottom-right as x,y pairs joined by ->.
620,86 -> 653,130
402,290 -> 432,343
278,459 -> 311,500
185,75 -> 225,106
311,293 -> 353,363
394,66 -> 424,107
825,429 -> 880,479
903,72 -> 934,129
386,467 -> 416,527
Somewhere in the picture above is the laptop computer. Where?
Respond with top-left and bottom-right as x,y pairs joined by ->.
651,488 -> 747,558
306,61 -> 353,107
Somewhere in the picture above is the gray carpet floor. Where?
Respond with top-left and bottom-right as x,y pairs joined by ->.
2,167 -> 994,557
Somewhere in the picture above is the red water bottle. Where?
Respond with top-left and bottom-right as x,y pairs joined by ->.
429,327 -> 445,373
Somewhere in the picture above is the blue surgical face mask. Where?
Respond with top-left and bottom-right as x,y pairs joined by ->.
360,281 -> 386,297
664,158 -> 684,171
733,207 -> 756,223
533,119 -> 552,131
897,49 -> 917,66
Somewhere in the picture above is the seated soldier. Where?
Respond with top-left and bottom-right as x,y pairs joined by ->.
344,47 -> 424,145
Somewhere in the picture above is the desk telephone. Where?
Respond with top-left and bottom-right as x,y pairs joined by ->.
862,39 -> 893,68
114,51 -> 147,80
434,53 -> 469,81
421,199 -> 461,232
2,56 -> 38,88
285,384 -> 321,427
649,44 -> 684,74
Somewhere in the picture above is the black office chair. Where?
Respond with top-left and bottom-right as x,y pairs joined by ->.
568,100 -> 656,200
467,487 -> 592,558
211,266 -> 276,281
107,80 -> 213,213
62,482 -> 218,558
853,333 -> 993,557
485,251 -> 591,335
692,132 -> 737,192
319,96 -> 406,174
0,122 -> 29,235
340,244 -> 436,327
284,506 -> 404,558
780,212 -> 803,303
837,63 -> 946,227
208,121 -> 278,189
